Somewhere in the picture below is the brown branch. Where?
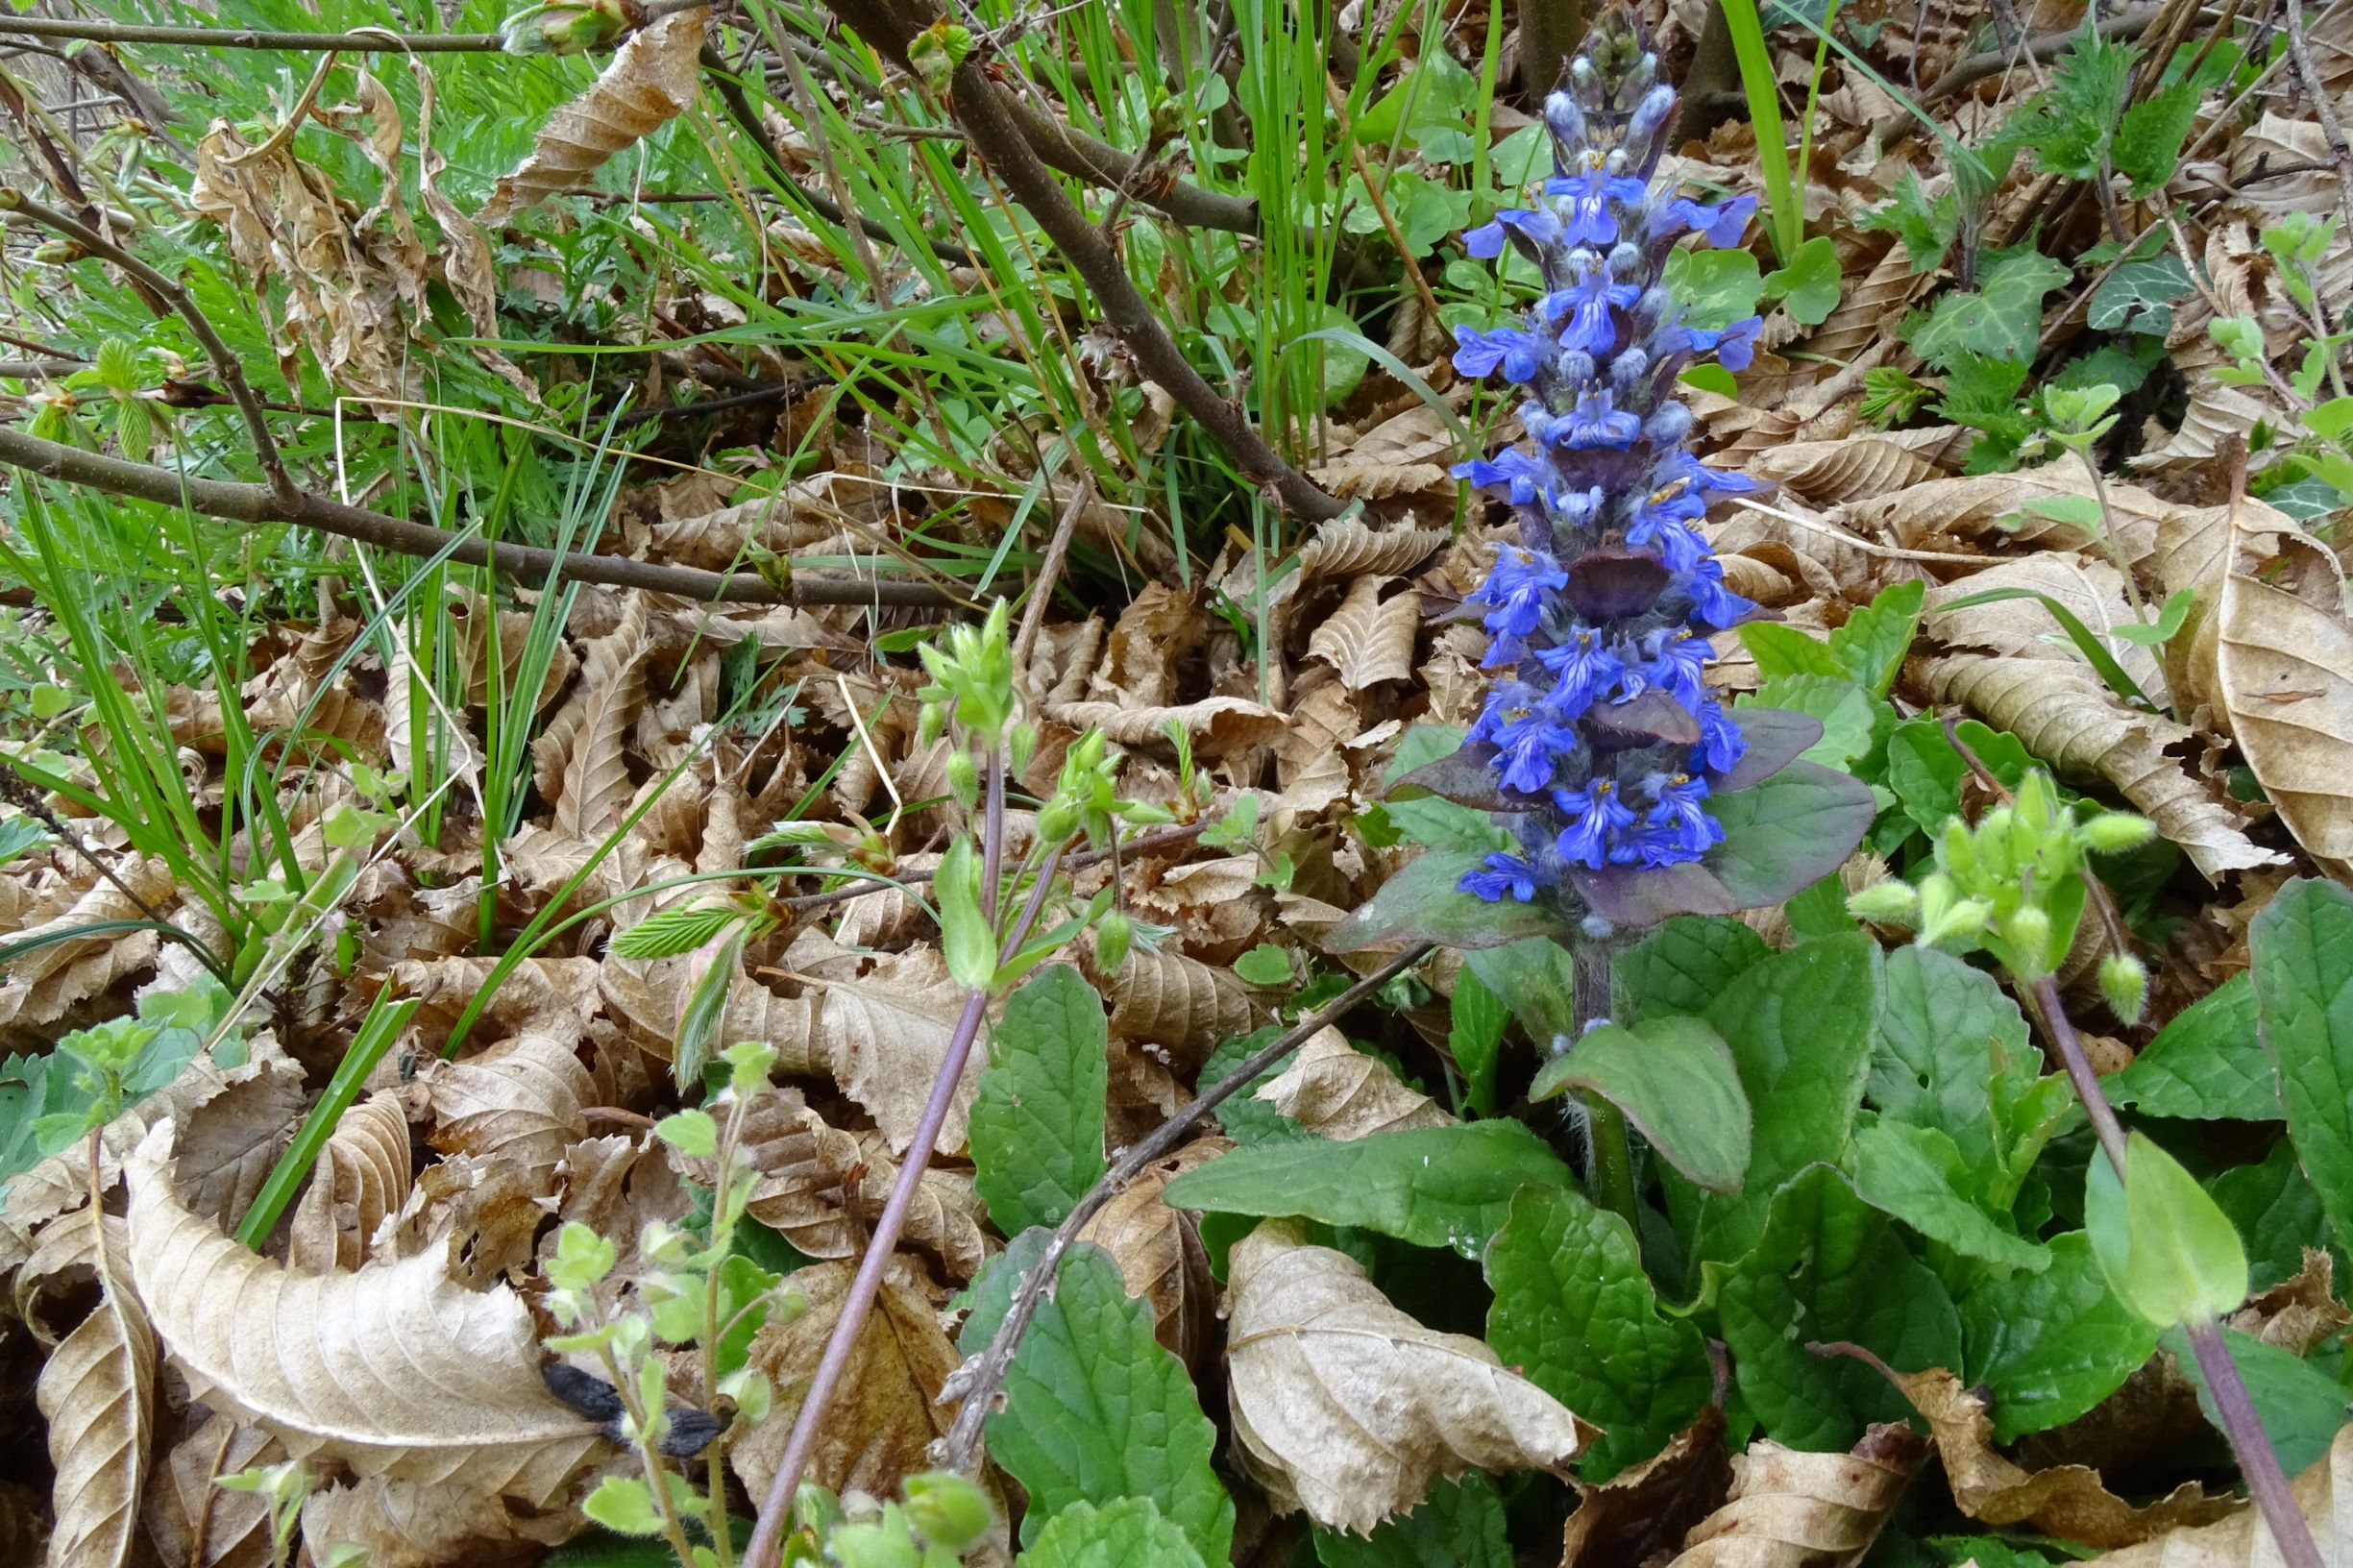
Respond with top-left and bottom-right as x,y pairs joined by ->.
934,939 -> 1436,1475
0,15 -> 506,51
1000,90 -> 1262,236
0,427 -> 955,607
0,187 -> 294,502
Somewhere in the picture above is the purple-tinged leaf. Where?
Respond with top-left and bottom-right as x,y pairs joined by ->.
1389,743 -> 1517,812
1585,689 -> 1703,751
1709,706 -> 1826,792
1560,550 -> 1672,621
1327,848 -> 1575,952
1569,860 -> 1738,925
1703,760 -> 1876,909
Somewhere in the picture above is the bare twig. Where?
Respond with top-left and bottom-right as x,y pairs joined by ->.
2285,0 -> 2353,238
0,426 -> 955,607
933,939 -> 1437,1477
0,188 -> 294,502
0,15 -> 504,50
1012,469 -> 1097,670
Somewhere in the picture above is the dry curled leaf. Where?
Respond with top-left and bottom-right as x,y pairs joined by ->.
124,1123 -> 603,1507
1561,1405 -> 1735,1568
289,1091 -> 414,1274
1044,695 -> 1289,757
424,1032 -> 594,1194
37,1193 -> 154,1568
1075,1138 -> 1228,1368
2078,1417 -> 2353,1565
1090,940 -> 1261,1074
1665,1424 -> 1927,1568
1225,1220 -> 1594,1535
141,1412 -> 279,1568
1747,439 -> 1945,508
1254,1027 -> 1454,1139
478,9 -> 709,223
1308,577 -> 1422,691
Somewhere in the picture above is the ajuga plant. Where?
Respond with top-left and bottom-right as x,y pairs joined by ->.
1338,12 -> 1874,958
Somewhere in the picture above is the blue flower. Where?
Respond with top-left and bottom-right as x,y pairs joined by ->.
1685,558 -> 1756,629
1535,625 -> 1625,713
1542,163 -> 1651,247
1699,704 -> 1747,774
1639,626 -> 1713,706
1453,449 -> 1548,505
1627,500 -> 1706,571
1560,387 -> 1642,450
1468,680 -> 1545,747
1453,324 -> 1549,383
1554,778 -> 1637,869
1471,547 -> 1568,664
1538,267 -> 1640,354
1689,314 -> 1764,373
1492,708 -> 1578,794
1654,193 -> 1755,249
1461,851 -> 1541,903
1646,772 -> 1723,847
1464,207 -> 1564,260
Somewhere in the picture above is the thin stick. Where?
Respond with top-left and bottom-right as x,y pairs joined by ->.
0,15 -> 503,50
1012,470 -> 1096,670
2180,1318 -> 2329,1568
0,426 -> 954,607
1324,73 -> 1446,341
932,940 -> 1437,1477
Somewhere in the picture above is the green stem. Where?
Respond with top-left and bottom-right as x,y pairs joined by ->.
1582,1094 -> 1640,1232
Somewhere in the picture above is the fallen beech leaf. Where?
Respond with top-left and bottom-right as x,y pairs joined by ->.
1748,437 -> 1944,506
289,1091 -> 414,1273
36,1197 -> 154,1568
1308,577 -> 1422,691
124,1123 -> 603,1506
1225,1220 -> 1594,1534
1075,1138 -> 1228,1367
423,1032 -> 594,1193
1893,1367 -> 2236,1548
1664,1423 -> 1927,1567
301,1473 -> 576,1568
140,1412 -> 279,1568
2216,504 -> 2353,878
1560,1405 -> 1733,1568
479,9 -> 709,223
1044,695 -> 1289,757
1254,1026 -> 1455,1139
2080,1417 -> 2353,1565
1089,940 -> 1261,1074
2228,1250 -> 2352,1355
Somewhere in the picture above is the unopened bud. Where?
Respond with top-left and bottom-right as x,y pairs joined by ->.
2099,952 -> 2148,1025
1095,908 -> 1133,973
902,1473 -> 993,1551
2004,904 -> 2053,976
1848,879 -> 1920,924
2080,811 -> 2157,854
1009,721 -> 1038,778
944,747 -> 979,809
499,0 -> 627,57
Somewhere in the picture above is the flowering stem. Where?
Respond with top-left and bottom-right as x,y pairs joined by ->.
1581,1095 -> 1639,1230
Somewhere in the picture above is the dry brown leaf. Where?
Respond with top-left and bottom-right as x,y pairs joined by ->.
424,1032 -> 594,1193
1923,654 -> 2285,881
168,1053 -> 309,1235
785,948 -> 984,1157
0,857 -> 171,1040
381,1153 -> 547,1289
2215,504 -> 2353,878
1665,1423 -> 1928,1568
1075,1138 -> 1227,1368
1925,554 -> 2167,701
141,1413 -> 279,1568
1308,577 -> 1421,691
1561,1405 -> 1735,1568
2228,1250 -> 2352,1354
289,1091 -> 414,1273
731,1260 -> 965,1505
125,1123 -> 604,1506
1225,1220 -> 1594,1534
478,9 -> 709,223
2078,1417 -> 2353,1565
36,1189 -> 154,1568
1837,467 -> 2166,566
1895,1368 -> 2237,1549
550,598 -> 650,840
1747,439 -> 1945,507
391,955 -> 602,1052
1044,695 -> 1289,757
723,1090 -> 988,1282
1090,939 -> 1260,1074
1255,1026 -> 1454,1139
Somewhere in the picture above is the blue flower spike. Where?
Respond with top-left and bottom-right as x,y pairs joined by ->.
1444,14 -> 1776,913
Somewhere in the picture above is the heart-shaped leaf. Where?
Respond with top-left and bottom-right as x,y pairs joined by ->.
1703,760 -> 1877,908
1530,1017 -> 1752,1193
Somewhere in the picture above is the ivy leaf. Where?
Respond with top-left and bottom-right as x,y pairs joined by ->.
2163,1323 -> 2352,1478
1829,580 -> 1928,698
1669,933 -> 1879,1266
1905,248 -> 2071,367
1961,1232 -> 2161,1443
2088,254 -> 2194,335
1714,1164 -> 1963,1451
985,1244 -> 1234,1560
2115,80 -> 2202,195
1485,1186 -> 1713,1481
1613,917 -> 1769,1025
1532,1017 -> 1752,1194
1851,1119 -> 2050,1274
2105,973 -> 2278,1121
970,965 -> 1109,1236
1020,1497 -> 1208,1568
1162,1122 -> 1575,1258
1763,234 -> 1842,326
1311,1474 -> 1508,1568
1198,1027 -> 1309,1147
2250,877 -> 2353,1250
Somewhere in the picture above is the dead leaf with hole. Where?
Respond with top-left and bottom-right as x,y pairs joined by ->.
125,1123 -> 604,1506
2079,1416 -> 2353,1566
36,1192 -> 154,1568
1309,577 -> 1422,691
2215,498 -> 2353,878
1894,1368 -> 2237,1549
289,1091 -> 414,1273
1225,1219 -> 1594,1535
1254,1026 -> 1454,1139
478,9 -> 709,223
1664,1423 -> 1927,1567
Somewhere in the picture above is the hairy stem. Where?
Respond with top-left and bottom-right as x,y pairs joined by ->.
2180,1318 -> 2328,1568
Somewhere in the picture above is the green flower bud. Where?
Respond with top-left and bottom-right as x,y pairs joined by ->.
916,696 -> 947,749
1148,98 -> 1189,142
794,1482 -> 844,1538
1009,721 -> 1038,778
1846,878 -> 1920,924
2003,903 -> 2053,977
907,19 -> 974,92
901,1473 -> 993,1552
499,0 -> 628,57
828,1513 -> 921,1568
1036,796 -> 1080,845
1938,817 -> 1976,876
944,747 -> 979,810
1095,908 -> 1133,973
2099,951 -> 2148,1025
2079,811 -> 2157,854
1115,797 -> 1174,825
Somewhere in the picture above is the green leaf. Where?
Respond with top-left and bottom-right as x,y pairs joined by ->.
2213,1138 -> 2340,1289
1930,586 -> 2155,710
1464,935 -> 1581,1052
1485,1186 -> 1713,1481
672,925 -> 747,1090
2110,586 -> 2196,647
1665,246 -> 1767,331
1829,580 -> 1928,698
1532,1017 -> 1752,1194
1856,170 -> 1959,272
609,900 -> 746,960
2163,1323 -> 2352,1478
1328,848 -> 1573,951
653,1109 -> 719,1160
1311,1475 -> 1507,1568
971,965 -> 1109,1236
581,1478 -> 664,1537
1851,1119 -> 2050,1273
2105,973 -> 2277,1121
1017,1497 -> 1208,1568
2249,877 -> 2353,1251
1961,1232 -> 2162,1442
1449,967 -> 1507,1118
1197,1027 -> 1309,1146
2115,80 -> 2202,195
1714,1164 -> 1963,1451
1763,234 -> 1842,326
2088,254 -> 2194,335
1613,917 -> 1769,1025
2017,32 -> 2135,181
1670,933 -> 1880,1265
1883,717 -> 2040,840
1905,247 -> 2072,367
1702,763 -> 1880,915
938,836 -> 996,991
2085,1131 -> 2250,1328
1872,944 -> 2020,1170
988,1246 -> 1233,1560
1353,51 -> 1478,146
1739,622 -> 1848,681
1741,675 -> 1878,772
1162,1122 -> 1575,1258
1234,944 -> 1292,986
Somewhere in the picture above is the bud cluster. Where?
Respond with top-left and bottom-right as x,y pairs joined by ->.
1448,21 -> 1769,907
